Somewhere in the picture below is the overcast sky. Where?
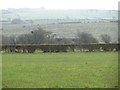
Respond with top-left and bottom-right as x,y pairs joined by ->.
0,0 -> 119,10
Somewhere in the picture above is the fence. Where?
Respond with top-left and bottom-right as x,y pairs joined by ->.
1,43 -> 119,53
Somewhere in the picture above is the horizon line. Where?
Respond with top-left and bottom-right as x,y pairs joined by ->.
0,8 -> 118,11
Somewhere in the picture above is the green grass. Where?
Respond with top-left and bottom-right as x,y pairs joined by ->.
2,52 -> 118,88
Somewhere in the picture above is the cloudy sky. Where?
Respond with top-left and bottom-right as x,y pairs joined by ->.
0,0 -> 119,10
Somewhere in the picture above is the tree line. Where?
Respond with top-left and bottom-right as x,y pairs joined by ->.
2,27 -> 113,45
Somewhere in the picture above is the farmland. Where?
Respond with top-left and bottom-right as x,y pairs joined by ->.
1,9 -> 118,42
1,9 -> 118,20
2,52 -> 118,88
1,8 -> 119,88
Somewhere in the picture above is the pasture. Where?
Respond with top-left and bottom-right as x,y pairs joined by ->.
2,52 -> 118,88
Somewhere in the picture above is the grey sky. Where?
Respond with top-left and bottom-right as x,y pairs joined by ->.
0,0 -> 119,10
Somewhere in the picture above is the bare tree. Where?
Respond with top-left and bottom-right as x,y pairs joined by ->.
118,37 -> 120,44
9,36 -> 17,45
0,34 -> 2,51
101,34 -> 111,44
2,35 -> 17,45
17,27 -> 51,45
76,32 -> 98,44
17,34 -> 31,44
31,27 -> 51,44
2,35 -> 10,45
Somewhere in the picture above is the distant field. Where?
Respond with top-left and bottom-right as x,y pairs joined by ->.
2,52 -> 118,88
1,9 -> 118,20
2,22 -> 118,42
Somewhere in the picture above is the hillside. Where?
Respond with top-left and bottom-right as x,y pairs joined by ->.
0,8 -> 118,20
1,8 -> 118,43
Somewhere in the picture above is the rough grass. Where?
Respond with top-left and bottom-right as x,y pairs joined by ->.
2,52 -> 118,88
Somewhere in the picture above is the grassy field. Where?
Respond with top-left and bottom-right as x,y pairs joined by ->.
2,52 -> 118,88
